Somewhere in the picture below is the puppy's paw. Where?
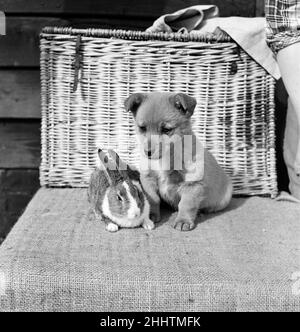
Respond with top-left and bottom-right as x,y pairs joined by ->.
172,218 -> 195,232
166,212 -> 178,225
142,218 -> 155,231
106,222 -> 119,232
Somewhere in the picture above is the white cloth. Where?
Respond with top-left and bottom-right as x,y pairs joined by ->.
282,98 -> 300,200
146,5 -> 281,80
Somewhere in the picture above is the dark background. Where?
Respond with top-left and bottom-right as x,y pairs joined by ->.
0,0 -> 287,243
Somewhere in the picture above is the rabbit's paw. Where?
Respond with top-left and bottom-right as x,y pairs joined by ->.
106,222 -> 119,232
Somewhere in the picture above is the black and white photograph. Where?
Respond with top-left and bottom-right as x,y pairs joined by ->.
0,0 -> 299,315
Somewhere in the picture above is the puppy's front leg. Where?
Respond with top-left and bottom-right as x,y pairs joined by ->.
141,172 -> 161,223
172,184 -> 205,231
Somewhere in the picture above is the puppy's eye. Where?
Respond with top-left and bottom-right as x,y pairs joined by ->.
161,127 -> 173,135
138,126 -> 147,133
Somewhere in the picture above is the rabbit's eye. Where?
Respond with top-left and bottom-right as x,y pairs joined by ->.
117,195 -> 123,202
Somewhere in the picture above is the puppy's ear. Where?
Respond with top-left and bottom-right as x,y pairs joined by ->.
124,93 -> 146,115
173,93 -> 196,117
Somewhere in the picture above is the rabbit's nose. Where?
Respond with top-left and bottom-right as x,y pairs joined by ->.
133,210 -> 140,217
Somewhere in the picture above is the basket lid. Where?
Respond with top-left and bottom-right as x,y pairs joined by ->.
41,27 -> 232,43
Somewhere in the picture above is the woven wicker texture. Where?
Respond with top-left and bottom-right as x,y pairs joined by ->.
40,28 -> 277,197
0,188 -> 299,312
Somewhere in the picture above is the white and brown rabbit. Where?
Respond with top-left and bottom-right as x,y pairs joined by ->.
88,148 -> 155,232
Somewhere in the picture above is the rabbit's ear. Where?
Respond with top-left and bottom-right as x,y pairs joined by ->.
108,149 -> 128,171
108,149 -> 140,181
98,148 -> 108,163
98,149 -> 123,184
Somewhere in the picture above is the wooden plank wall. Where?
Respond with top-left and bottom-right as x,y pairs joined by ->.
0,0 -> 263,242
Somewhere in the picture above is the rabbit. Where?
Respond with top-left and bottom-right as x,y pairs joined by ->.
88,148 -> 155,232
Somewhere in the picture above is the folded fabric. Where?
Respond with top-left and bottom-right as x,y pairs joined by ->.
146,5 -> 219,33
146,6 -> 280,80
275,191 -> 300,203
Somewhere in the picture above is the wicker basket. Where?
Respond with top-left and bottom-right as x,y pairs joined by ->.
40,27 -> 277,197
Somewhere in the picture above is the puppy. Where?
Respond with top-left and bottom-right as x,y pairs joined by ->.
124,92 -> 232,231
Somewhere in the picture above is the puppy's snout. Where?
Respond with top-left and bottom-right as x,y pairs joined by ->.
144,142 -> 155,158
145,149 -> 154,158
142,136 -> 161,159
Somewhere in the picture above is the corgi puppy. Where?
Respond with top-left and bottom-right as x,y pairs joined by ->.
124,92 -> 232,231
